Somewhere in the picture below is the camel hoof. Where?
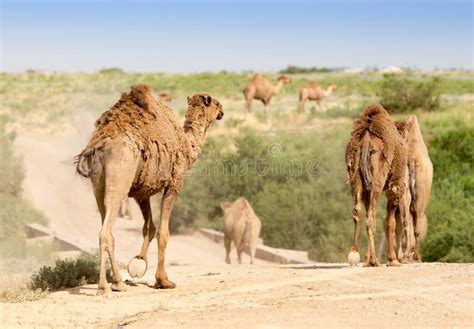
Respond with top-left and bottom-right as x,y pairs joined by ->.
400,258 -> 412,264
364,259 -> 380,267
154,279 -> 176,289
127,256 -> 147,278
347,251 -> 360,266
387,260 -> 401,267
96,286 -> 111,296
111,281 -> 128,292
225,258 -> 230,264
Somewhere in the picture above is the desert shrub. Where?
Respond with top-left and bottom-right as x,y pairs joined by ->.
30,253 -> 112,291
422,125 -> 474,262
98,67 -> 125,75
379,74 -> 442,113
279,65 -> 332,74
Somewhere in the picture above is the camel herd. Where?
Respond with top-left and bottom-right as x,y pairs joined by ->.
76,77 -> 432,295
244,74 -> 336,114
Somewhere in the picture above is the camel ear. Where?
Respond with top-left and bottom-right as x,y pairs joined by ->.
201,95 -> 212,106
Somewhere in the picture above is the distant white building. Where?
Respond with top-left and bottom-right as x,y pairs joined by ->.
343,68 -> 364,73
380,66 -> 404,73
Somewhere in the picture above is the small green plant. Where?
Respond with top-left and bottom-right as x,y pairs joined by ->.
379,74 -> 442,113
30,253 -> 112,291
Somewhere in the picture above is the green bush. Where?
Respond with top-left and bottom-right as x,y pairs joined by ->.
379,74 -> 442,113
30,253 -> 112,291
422,125 -> 474,262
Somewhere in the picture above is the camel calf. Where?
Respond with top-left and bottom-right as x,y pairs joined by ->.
346,104 -> 408,267
220,198 -> 262,264
395,115 -> 433,262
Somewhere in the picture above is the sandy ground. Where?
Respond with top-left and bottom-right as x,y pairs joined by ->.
1,263 -> 473,328
4,118 -> 473,328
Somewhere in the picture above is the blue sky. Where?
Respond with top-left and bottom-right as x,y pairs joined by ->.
1,0 -> 472,72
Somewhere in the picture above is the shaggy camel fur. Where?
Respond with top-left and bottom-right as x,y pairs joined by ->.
221,198 -> 262,265
298,82 -> 337,113
395,115 -> 433,262
243,74 -> 291,114
118,92 -> 172,220
346,104 -> 407,266
76,84 -> 223,294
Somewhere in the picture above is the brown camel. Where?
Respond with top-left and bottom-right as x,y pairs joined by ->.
75,84 -> 223,294
346,104 -> 407,267
298,82 -> 337,113
243,74 -> 291,114
118,92 -> 172,220
221,198 -> 262,265
395,115 -> 433,262
158,92 -> 173,102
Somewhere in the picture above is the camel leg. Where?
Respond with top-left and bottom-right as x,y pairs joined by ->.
348,182 -> 363,265
412,213 -> 425,262
224,234 -> 231,264
297,99 -> 305,113
154,187 -> 177,289
386,203 -> 401,266
135,197 -> 156,263
236,244 -> 244,265
100,200 -> 128,292
364,191 -> 380,267
91,165 -> 126,294
395,209 -> 404,262
245,99 -> 252,114
91,172 -> 110,294
249,231 -> 257,265
315,100 -> 322,113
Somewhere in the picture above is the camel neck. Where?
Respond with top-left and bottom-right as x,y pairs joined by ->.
323,87 -> 334,98
183,112 -> 207,165
272,80 -> 285,95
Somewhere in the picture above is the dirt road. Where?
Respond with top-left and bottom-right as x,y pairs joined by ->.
1,263 -> 473,327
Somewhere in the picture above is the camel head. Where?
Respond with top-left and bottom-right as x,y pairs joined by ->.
328,83 -> 337,91
220,201 -> 232,215
186,93 -> 224,126
277,75 -> 292,84
158,92 -> 173,102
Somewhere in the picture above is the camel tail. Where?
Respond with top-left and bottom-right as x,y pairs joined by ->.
74,147 -> 101,178
360,131 -> 373,190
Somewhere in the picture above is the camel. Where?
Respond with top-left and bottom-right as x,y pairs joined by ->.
298,82 -> 337,113
346,104 -> 408,267
75,84 -> 223,294
118,92 -> 172,220
243,74 -> 291,114
395,115 -> 433,262
158,92 -> 172,102
220,197 -> 262,264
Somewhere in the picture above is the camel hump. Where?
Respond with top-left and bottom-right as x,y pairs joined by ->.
128,84 -> 155,110
361,104 -> 389,121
